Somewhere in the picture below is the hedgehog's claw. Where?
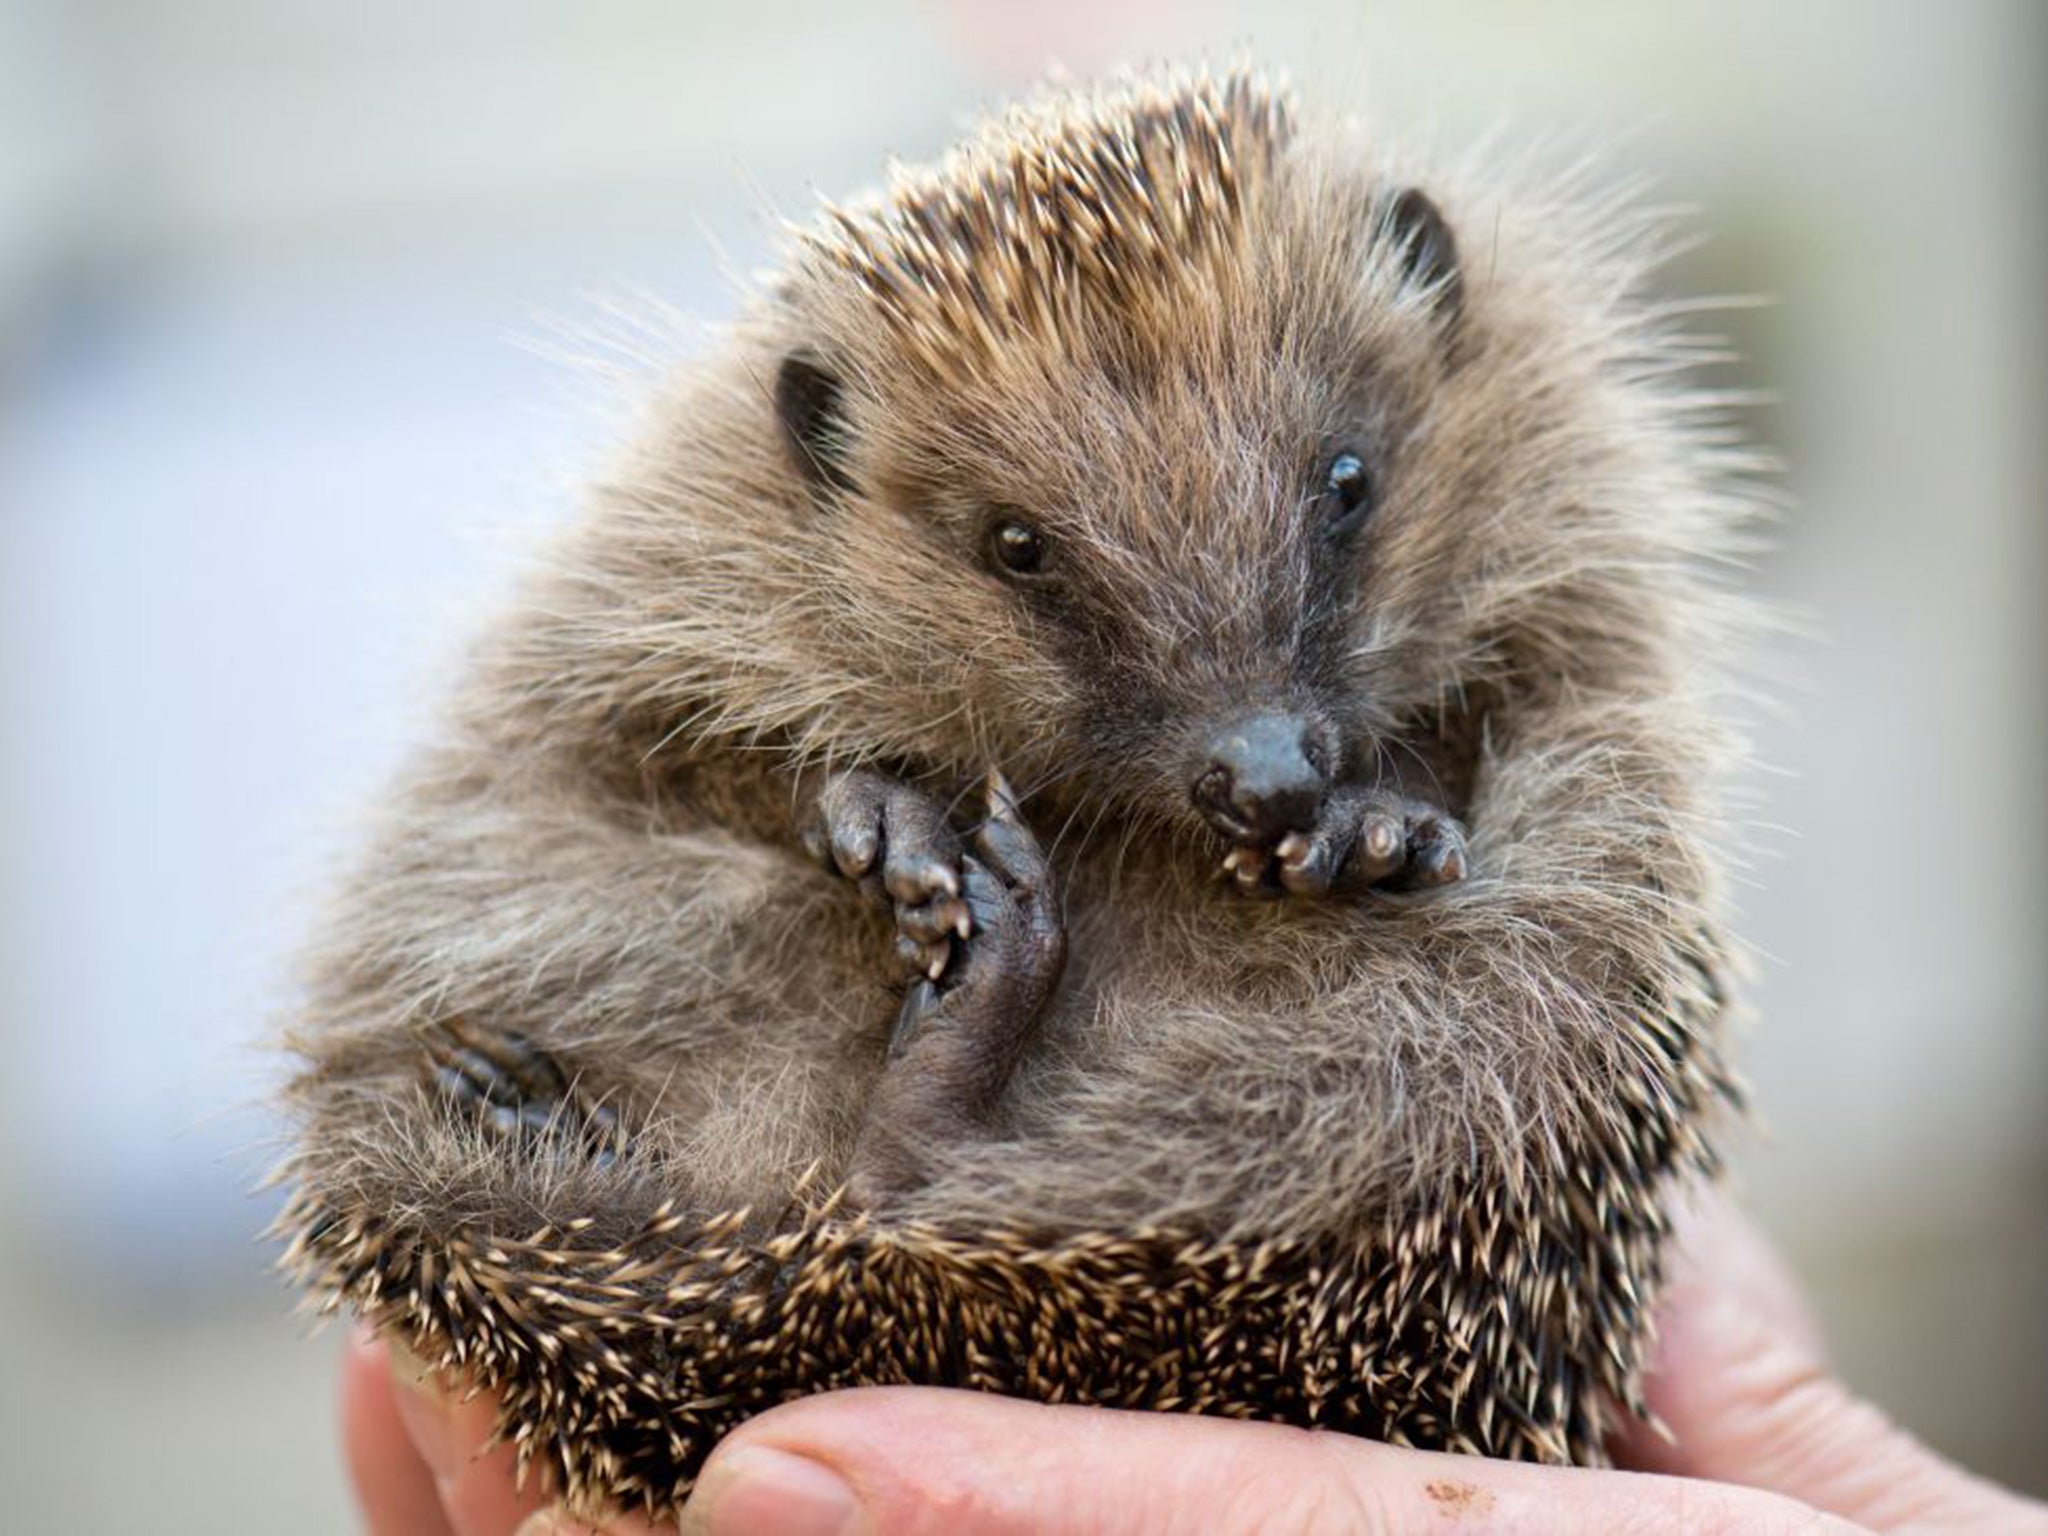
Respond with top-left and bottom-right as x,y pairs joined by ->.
1223,843 -> 1282,898
1274,828 -> 1336,897
426,1016 -> 620,1165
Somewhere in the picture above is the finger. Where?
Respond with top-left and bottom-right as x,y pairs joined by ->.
892,931 -> 950,983
341,1327 -> 456,1536
1274,830 -> 1336,897
954,854 -> 1014,937
511,1507 -> 673,1535
1403,816 -> 1467,887
880,794 -> 961,905
1221,844 -> 1277,897
1344,809 -> 1406,885
896,895 -> 971,946
1616,1189 -> 2048,1532
971,770 -> 1046,894
816,777 -> 882,880
1668,1183 -> 1828,1357
829,814 -> 880,882
675,1385 -> 1859,1536
385,1335 -> 555,1536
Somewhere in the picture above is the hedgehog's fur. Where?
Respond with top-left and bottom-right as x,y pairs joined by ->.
274,67 -> 1761,1517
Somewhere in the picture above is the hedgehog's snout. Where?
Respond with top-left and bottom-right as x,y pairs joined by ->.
1190,711 -> 1331,845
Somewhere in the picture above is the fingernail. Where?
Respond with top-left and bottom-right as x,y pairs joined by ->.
679,1444 -> 860,1536
985,769 -> 1017,813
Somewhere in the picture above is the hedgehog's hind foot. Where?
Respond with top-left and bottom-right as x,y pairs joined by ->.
425,1015 -> 621,1164
848,772 -> 1065,1208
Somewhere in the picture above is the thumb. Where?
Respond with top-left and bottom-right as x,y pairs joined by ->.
1619,1191 -> 2048,1533
675,1385 -> 1853,1535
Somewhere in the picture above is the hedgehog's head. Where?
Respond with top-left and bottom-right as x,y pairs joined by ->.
746,69 -> 1689,852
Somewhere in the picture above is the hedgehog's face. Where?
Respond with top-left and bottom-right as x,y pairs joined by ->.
773,164 -> 1527,853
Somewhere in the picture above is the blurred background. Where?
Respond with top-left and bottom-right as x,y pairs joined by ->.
0,1 -> 2041,1527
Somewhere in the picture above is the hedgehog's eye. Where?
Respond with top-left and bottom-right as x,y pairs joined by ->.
988,518 -> 1048,577
1319,450 -> 1376,536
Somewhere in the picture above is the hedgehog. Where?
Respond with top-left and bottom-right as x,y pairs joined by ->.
273,67 -> 1761,1519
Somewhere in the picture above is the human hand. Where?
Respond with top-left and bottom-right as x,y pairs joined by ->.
341,1190 -> 2048,1534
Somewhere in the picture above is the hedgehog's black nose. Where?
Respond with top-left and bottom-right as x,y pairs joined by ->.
1191,712 -> 1330,844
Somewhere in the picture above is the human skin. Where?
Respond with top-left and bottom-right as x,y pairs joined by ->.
338,1189 -> 2048,1535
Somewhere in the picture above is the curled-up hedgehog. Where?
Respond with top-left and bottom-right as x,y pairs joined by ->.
274,66 -> 1762,1516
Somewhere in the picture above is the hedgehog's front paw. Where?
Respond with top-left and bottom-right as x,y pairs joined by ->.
425,1015 -> 620,1163
1226,786 -> 1468,899
802,767 -> 973,983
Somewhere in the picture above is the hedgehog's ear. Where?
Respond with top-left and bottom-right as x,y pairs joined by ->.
1377,188 -> 1464,332
775,349 -> 857,500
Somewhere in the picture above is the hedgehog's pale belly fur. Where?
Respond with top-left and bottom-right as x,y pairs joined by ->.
276,68 -> 1758,1517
